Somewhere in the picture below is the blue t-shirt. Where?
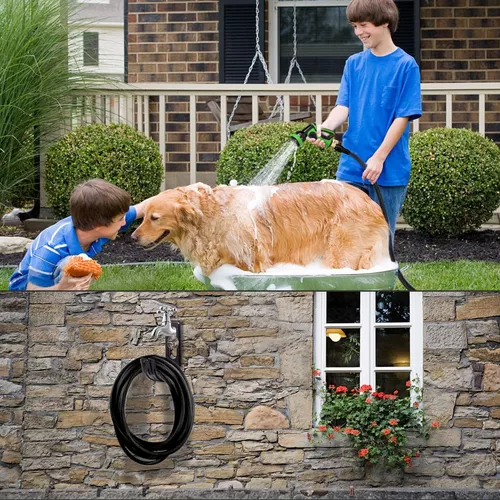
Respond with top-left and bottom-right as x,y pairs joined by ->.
8,206 -> 137,290
336,47 -> 422,186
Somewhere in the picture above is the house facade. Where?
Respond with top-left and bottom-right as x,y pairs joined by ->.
72,0 -> 125,80
125,0 -> 500,188
1,291 -> 500,493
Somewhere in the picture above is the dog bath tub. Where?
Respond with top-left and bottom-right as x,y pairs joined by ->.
194,262 -> 399,291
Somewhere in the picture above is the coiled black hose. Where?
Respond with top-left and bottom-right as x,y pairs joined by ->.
110,355 -> 194,465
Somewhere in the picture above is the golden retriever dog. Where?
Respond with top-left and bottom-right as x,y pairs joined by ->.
132,181 -> 390,276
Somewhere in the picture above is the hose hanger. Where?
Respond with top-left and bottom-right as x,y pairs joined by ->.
110,305 -> 194,465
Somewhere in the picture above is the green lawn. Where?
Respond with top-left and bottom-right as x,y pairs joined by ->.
1,260 -> 498,291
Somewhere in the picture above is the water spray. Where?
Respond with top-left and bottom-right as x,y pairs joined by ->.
110,305 -> 194,465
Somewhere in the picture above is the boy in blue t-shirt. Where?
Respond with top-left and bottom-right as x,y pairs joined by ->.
9,179 -> 150,291
308,0 -> 422,236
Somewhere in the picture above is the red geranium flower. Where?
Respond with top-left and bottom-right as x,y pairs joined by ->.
336,386 -> 348,393
389,419 -> 398,426
381,428 -> 391,436
358,448 -> 369,457
350,429 -> 360,436
413,402 -> 420,408
312,369 -> 321,377
365,398 -> 372,404
333,426 -> 341,432
318,425 -> 327,432
371,421 -> 377,427
359,384 -> 372,393
388,436 -> 397,444
403,456 -> 412,466
431,421 -> 440,428
406,380 -> 412,388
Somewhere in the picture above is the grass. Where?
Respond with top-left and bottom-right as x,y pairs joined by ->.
0,260 -> 498,291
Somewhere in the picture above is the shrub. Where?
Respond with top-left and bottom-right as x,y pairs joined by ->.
216,122 -> 340,185
46,123 -> 163,218
402,128 -> 500,237
313,376 -> 439,470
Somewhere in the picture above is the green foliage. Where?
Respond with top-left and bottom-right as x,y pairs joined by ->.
45,123 -> 163,218
313,378 -> 438,470
216,122 -> 340,185
0,0 -> 98,209
403,128 -> 500,237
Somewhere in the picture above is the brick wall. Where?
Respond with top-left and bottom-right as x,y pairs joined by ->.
127,0 -> 500,188
419,0 -> 500,142
1,291 -> 500,495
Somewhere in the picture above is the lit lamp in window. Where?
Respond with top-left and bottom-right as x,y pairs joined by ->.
326,328 -> 346,343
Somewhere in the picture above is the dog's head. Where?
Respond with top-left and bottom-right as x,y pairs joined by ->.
132,183 -> 214,249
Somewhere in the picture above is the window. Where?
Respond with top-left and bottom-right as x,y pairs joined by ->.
83,32 -> 99,67
219,0 -> 265,83
269,0 -> 419,83
313,292 -> 423,416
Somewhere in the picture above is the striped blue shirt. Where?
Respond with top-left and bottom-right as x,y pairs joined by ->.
8,206 -> 137,290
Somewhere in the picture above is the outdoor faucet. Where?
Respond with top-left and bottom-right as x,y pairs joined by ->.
131,305 -> 179,361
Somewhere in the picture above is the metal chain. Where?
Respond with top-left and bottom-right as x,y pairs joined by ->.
271,0 -> 315,119
226,0 -> 285,139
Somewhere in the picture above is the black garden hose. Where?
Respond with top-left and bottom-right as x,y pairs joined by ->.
110,355 -> 194,465
333,142 -> 415,291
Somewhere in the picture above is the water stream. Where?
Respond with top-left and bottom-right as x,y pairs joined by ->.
249,140 -> 298,186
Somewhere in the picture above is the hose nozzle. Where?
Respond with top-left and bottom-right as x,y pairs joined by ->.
306,126 -> 336,148
290,123 -> 317,147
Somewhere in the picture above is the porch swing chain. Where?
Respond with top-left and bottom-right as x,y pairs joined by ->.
226,0 -> 284,139
271,0 -> 315,118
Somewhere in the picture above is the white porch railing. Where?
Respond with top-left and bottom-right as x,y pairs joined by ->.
73,82 -> 500,188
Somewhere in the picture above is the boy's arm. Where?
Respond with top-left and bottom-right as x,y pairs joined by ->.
27,273 -> 93,291
363,117 -> 409,184
133,196 -> 155,220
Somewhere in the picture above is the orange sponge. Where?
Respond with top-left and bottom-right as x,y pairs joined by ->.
63,256 -> 102,280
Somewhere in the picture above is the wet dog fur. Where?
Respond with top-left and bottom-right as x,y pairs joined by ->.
132,181 -> 390,276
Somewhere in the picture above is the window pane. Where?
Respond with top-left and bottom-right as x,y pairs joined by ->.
326,292 -> 360,323
83,32 -> 99,66
376,372 -> 411,396
376,328 -> 410,367
326,372 -> 359,391
326,328 -> 360,367
375,292 -> 410,323
279,7 -> 362,83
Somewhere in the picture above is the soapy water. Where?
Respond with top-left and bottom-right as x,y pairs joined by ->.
194,259 -> 399,291
250,141 -> 299,186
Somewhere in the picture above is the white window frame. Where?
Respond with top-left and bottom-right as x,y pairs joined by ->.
269,0 -> 351,83
313,292 -> 423,421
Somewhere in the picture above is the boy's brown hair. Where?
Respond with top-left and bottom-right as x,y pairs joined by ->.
346,0 -> 399,33
70,179 -> 131,231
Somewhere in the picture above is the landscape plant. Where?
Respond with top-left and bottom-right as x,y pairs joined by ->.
403,128 -> 500,237
313,375 -> 440,470
0,0 -> 96,209
216,122 -> 340,185
45,123 -> 163,218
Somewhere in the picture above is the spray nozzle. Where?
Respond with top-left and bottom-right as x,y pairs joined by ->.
290,123 -> 317,147
290,124 -> 336,148
306,127 -> 336,148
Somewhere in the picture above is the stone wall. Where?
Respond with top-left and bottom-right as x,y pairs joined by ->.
1,291 -> 500,495
126,0 -> 500,188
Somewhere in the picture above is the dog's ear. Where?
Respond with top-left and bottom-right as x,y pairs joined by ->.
174,190 -> 204,225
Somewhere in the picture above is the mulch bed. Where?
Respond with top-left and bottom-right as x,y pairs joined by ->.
1,228 -> 499,266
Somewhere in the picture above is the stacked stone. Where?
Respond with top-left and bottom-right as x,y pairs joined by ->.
1,291 -> 500,495
406,292 -> 500,488
0,293 -> 27,488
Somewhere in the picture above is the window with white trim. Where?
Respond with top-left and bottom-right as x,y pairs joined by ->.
269,0 -> 419,83
313,292 -> 423,415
